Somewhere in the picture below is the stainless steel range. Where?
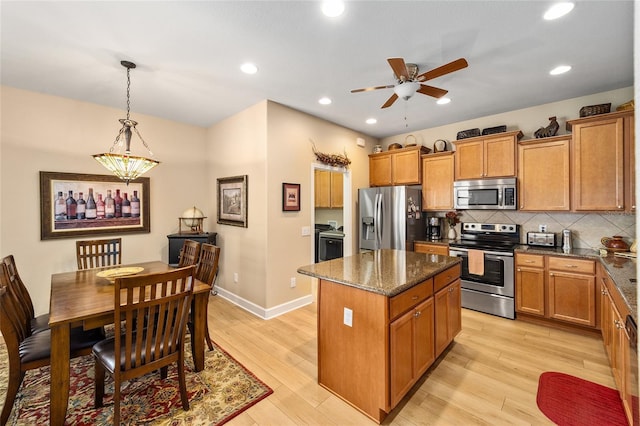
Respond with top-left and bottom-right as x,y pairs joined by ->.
448,222 -> 519,319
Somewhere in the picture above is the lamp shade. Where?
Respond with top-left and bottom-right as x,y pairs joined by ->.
394,81 -> 420,100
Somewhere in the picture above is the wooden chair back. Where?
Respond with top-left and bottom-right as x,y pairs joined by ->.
1,255 -> 34,327
195,244 -> 221,285
93,266 -> 195,424
76,238 -> 122,270
178,239 -> 201,267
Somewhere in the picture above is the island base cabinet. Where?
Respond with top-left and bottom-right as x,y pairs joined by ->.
435,279 -> 461,357
390,298 -> 435,407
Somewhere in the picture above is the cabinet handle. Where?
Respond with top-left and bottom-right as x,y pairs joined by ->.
564,264 -> 578,268
414,311 -> 421,318
517,268 -> 521,272
520,205 -> 524,209
411,295 -> 419,300
550,272 -> 554,276
618,205 -> 623,209
525,260 -> 534,263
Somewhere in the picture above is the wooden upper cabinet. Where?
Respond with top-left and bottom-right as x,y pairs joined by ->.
369,146 -> 427,187
422,152 -> 454,211
453,131 -> 521,180
567,111 -> 633,211
518,136 -> 570,211
315,170 -> 343,208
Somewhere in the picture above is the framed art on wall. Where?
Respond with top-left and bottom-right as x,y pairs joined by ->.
282,183 -> 300,211
40,171 -> 150,240
217,175 -> 248,227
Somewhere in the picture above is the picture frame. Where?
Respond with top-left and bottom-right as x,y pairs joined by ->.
282,183 -> 301,211
217,175 -> 248,227
40,171 -> 150,240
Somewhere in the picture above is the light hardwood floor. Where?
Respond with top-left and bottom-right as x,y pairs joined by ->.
208,294 -> 614,425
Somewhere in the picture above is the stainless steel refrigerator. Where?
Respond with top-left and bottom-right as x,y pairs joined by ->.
359,186 -> 425,251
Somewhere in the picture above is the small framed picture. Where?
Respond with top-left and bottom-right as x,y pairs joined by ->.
217,175 -> 248,227
282,183 -> 300,211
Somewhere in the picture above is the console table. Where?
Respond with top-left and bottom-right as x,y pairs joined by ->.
167,232 -> 217,266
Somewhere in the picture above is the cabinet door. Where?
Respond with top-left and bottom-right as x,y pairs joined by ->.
390,308 -> 414,407
454,140 -> 484,180
516,266 -> 546,316
369,154 -> 393,187
392,149 -> 421,185
414,298 -> 435,378
484,135 -> 516,178
422,153 -> 454,210
434,280 -> 460,357
415,242 -> 449,256
449,280 -> 461,339
314,170 -> 331,208
548,271 -> 596,327
518,138 -> 570,211
330,172 -> 343,208
572,117 -> 625,210
601,280 -> 613,360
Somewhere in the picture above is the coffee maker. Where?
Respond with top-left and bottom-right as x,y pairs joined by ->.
427,217 -> 442,240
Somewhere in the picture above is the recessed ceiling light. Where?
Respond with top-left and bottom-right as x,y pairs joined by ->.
437,97 -> 451,105
550,65 -> 572,75
318,97 -> 332,105
544,2 -> 575,20
366,118 -> 377,125
240,63 -> 258,74
322,0 -> 345,17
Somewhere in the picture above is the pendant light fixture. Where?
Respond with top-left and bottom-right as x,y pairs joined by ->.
93,60 -> 159,184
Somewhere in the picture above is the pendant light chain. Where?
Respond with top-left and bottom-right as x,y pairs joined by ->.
126,66 -> 131,121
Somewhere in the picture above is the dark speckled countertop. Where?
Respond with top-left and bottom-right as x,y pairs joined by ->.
297,249 -> 461,298
516,245 -> 637,322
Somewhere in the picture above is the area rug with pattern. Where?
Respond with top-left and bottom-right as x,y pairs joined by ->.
536,371 -> 628,426
0,339 -> 272,425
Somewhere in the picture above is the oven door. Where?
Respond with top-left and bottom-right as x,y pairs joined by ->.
319,235 -> 344,261
449,248 -> 514,297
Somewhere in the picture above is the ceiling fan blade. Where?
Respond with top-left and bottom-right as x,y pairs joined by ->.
351,84 -> 395,93
387,58 -> 409,81
381,93 -> 398,109
417,84 -> 448,98
417,58 -> 468,82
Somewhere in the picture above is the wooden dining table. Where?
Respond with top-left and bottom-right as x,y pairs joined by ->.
48,261 -> 211,425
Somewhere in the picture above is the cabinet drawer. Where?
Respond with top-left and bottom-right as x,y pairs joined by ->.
548,256 -> 595,274
434,263 -> 462,293
415,243 -> 449,256
516,253 -> 544,268
390,280 -> 433,320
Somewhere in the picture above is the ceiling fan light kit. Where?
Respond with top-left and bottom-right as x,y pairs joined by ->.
351,57 -> 468,109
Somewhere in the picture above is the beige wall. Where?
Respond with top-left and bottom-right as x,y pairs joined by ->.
0,86 -> 208,316
205,100 -> 376,313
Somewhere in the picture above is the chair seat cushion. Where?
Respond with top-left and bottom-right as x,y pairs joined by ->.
30,314 -> 50,334
19,326 -> 105,364
93,333 -> 178,373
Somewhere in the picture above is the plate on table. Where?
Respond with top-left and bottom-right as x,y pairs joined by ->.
96,267 -> 144,282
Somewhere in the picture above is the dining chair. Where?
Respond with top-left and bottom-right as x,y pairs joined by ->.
92,266 -> 195,425
0,264 -> 105,426
1,255 -> 48,334
177,239 -> 201,267
194,243 -> 220,351
76,238 -> 122,270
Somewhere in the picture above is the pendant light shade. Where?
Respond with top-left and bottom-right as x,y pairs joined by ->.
93,61 -> 159,184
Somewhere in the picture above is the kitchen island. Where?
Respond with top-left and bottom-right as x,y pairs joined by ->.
298,249 -> 461,423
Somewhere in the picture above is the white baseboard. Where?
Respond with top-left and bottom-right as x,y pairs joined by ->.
213,286 -> 314,320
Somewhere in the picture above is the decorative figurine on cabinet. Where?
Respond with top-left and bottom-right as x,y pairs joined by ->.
534,116 -> 560,138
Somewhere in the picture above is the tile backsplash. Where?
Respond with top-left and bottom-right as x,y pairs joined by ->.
445,210 -> 636,250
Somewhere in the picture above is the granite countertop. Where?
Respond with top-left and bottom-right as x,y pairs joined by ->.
297,249 -> 461,297
515,245 -> 637,322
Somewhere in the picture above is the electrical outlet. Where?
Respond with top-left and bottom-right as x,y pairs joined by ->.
343,307 -> 353,327
233,272 -> 238,283
290,277 -> 296,288
539,224 -> 547,232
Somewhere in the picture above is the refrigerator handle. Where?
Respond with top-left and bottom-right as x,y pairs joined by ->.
375,193 -> 382,246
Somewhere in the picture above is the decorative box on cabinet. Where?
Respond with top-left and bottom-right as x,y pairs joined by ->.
453,130 -> 522,180
167,232 -> 217,266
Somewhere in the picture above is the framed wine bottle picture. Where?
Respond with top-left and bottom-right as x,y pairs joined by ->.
39,171 -> 150,240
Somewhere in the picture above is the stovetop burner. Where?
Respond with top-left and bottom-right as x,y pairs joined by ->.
449,222 -> 520,253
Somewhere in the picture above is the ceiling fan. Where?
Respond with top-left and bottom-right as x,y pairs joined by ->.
351,57 -> 468,109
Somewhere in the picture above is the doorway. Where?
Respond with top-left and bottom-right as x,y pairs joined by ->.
310,164 -> 352,264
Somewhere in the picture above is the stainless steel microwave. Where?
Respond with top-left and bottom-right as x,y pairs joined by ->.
454,178 -> 517,210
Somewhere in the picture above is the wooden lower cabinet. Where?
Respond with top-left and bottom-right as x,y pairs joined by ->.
414,241 -> 449,256
390,297 -> 434,407
434,279 -> 461,357
599,264 -> 634,424
515,254 -> 596,329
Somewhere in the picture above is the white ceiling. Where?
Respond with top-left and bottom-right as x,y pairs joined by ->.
0,1 -> 634,139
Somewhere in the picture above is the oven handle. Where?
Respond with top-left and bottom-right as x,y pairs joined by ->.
449,248 -> 514,258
